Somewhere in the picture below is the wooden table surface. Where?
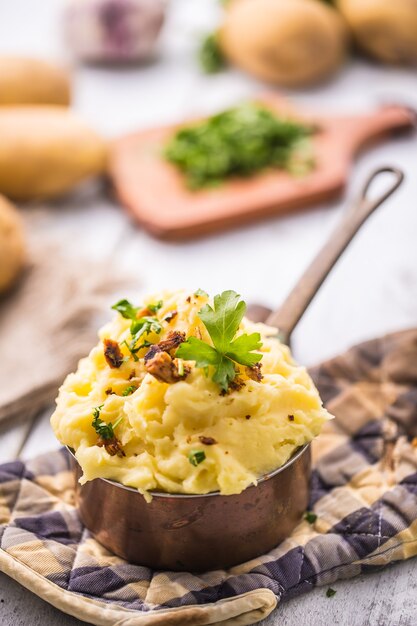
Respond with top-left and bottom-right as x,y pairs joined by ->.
1,1 -> 417,624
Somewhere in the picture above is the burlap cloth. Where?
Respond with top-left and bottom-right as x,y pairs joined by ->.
1,329 -> 417,625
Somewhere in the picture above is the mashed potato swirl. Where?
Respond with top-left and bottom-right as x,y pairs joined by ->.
51,289 -> 332,500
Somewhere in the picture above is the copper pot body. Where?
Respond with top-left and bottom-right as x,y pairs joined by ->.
72,444 -> 311,572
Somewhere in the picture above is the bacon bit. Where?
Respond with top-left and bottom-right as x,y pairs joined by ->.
97,436 -> 125,457
128,370 -> 136,380
164,310 -> 178,323
246,363 -> 263,382
227,377 -> 245,393
245,415 -> 251,420
288,414 -> 295,421
105,388 -> 113,395
186,296 -> 191,303
199,436 -> 217,445
103,338 -> 124,369
144,331 -> 186,363
145,351 -> 191,384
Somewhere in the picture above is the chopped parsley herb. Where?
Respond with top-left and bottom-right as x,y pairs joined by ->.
112,298 -> 163,361
147,300 -> 163,314
112,298 -> 163,320
304,511 -> 317,524
189,450 -> 206,466
326,588 -> 337,598
129,317 -> 162,357
177,290 -> 263,392
112,299 -> 139,319
164,103 -> 315,189
92,406 -> 123,440
122,384 -> 138,396
92,404 -> 104,420
198,32 -> 227,74
194,288 -> 208,297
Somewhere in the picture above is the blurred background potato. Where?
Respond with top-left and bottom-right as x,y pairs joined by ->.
0,194 -> 26,294
219,0 -> 349,87
0,106 -> 108,200
0,56 -> 70,106
337,0 -> 417,65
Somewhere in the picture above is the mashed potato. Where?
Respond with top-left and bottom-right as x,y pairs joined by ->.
51,289 -> 332,500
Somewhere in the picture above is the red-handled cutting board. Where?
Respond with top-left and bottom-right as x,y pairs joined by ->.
109,95 -> 415,240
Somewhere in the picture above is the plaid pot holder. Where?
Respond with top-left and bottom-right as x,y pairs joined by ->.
1,329 -> 417,626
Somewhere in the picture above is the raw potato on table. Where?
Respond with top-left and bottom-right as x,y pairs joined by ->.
0,107 -> 108,200
220,0 -> 349,87
337,0 -> 417,65
0,195 -> 26,294
0,56 -> 71,106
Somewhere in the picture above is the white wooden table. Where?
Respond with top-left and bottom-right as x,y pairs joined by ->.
1,0 -> 417,624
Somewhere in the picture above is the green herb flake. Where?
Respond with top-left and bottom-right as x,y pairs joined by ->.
304,511 -> 317,524
147,300 -> 163,314
92,406 -> 123,441
198,32 -> 226,74
112,298 -> 163,361
164,103 -> 314,190
122,384 -> 138,396
326,588 -> 337,598
111,299 -> 139,320
189,450 -> 206,466
177,290 -> 263,392
194,288 -> 208,297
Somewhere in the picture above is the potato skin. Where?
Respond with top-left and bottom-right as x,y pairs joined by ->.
220,0 -> 349,87
0,56 -> 71,106
0,107 -> 108,200
0,194 -> 26,294
337,0 -> 417,65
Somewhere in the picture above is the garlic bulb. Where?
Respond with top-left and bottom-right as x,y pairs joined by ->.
64,0 -> 166,63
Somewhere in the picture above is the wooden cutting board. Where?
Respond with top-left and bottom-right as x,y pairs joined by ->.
109,95 -> 415,240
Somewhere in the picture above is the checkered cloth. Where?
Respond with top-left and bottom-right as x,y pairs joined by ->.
1,329 -> 417,626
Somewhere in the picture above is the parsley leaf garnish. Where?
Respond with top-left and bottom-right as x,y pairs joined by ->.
164,103 -> 314,189
189,450 -> 206,466
147,300 -> 163,314
122,384 -> 138,396
112,299 -> 163,361
304,511 -> 317,524
92,405 -> 123,440
194,288 -> 208,297
326,588 -> 337,598
176,290 -> 263,391
198,32 -> 227,74
111,299 -> 139,319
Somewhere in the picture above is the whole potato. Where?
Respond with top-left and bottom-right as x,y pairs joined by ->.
337,0 -> 417,65
0,195 -> 26,294
220,0 -> 349,87
0,107 -> 108,200
0,56 -> 71,106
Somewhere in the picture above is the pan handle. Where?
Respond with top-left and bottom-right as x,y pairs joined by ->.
266,166 -> 404,344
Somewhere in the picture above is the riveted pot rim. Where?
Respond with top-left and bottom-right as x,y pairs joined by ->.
69,442 -> 310,499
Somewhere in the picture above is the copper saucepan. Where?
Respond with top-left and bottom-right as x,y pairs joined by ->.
72,167 -> 404,571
